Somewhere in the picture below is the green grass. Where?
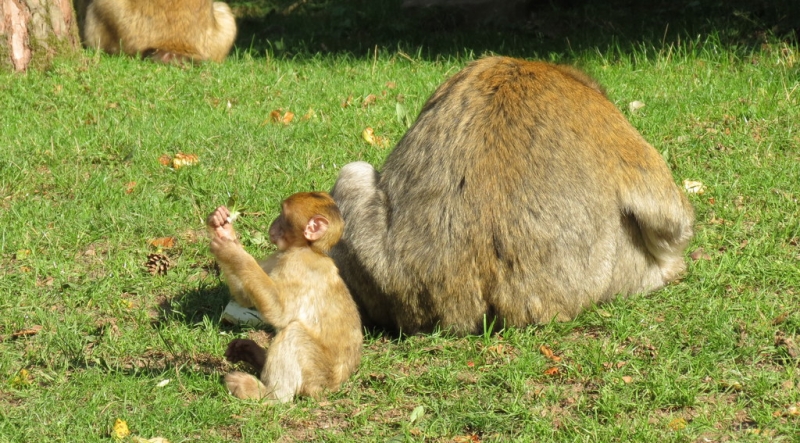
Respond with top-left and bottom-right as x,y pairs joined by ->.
2,0 -> 800,441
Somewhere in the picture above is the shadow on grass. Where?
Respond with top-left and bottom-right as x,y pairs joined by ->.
153,283 -> 231,328
230,0 -> 800,60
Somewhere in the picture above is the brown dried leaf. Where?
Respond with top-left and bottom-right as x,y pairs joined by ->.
341,94 -> 353,108
281,111 -> 294,125
124,181 -> 137,194
148,237 -> 176,249
452,434 -> 480,443
775,332 -> 800,359
690,248 -> 711,261
9,325 -> 43,340
158,154 -> 172,166
543,366 -> 559,376
385,81 -> 396,89
772,312 -> 790,325
539,344 -> 561,362
621,376 -> 633,384
362,94 -> 377,107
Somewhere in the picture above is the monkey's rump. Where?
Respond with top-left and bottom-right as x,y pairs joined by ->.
330,57 -> 694,335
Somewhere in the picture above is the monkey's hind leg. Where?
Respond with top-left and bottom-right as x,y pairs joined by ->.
260,323 -> 307,403
225,339 -> 266,373
224,371 -> 270,400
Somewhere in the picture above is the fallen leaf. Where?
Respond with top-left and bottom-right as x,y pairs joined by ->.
543,366 -> 560,376
341,94 -> 353,108
683,179 -> 706,194
621,376 -> 633,384
132,438 -> 171,443
112,419 -> 130,440
267,110 -> 293,125
690,248 -> 711,261
158,154 -> 172,166
595,308 -> 612,318
156,379 -> 170,388
628,100 -> 645,112
361,127 -> 388,147
11,325 -> 43,340
668,417 -> 687,431
775,332 -> 800,359
452,434 -> 480,443
171,153 -> 199,169
362,94 -> 377,107
15,249 -> 31,260
36,276 -> 54,287
148,237 -> 176,249
772,312 -> 790,325
125,181 -> 137,194
10,369 -> 32,387
466,361 -> 475,368
746,429 -> 776,437
385,81 -> 396,89
301,108 -> 316,121
409,405 -> 425,424
539,344 -> 561,362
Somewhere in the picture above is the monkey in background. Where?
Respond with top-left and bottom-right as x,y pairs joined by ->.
207,192 -> 362,402
330,56 -> 695,335
80,0 -> 236,63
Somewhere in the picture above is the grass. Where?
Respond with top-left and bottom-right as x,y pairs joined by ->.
1,0 -> 800,441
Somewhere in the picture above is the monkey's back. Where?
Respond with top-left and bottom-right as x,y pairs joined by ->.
373,57 -> 693,333
84,0 -> 236,62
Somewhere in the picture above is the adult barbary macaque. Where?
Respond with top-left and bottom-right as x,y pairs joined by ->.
330,57 -> 695,335
207,192 -> 362,402
81,0 -> 237,63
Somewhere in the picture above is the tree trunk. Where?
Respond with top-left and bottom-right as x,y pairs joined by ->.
1,0 -> 80,72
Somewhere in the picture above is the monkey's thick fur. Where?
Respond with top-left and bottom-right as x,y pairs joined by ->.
82,0 -> 236,63
330,57 -> 695,335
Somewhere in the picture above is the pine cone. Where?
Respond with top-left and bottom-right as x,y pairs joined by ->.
145,253 -> 171,276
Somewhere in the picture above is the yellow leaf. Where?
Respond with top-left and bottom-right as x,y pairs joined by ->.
361,127 -> 388,147
11,369 -> 32,387
362,127 -> 376,144
171,153 -> 199,169
301,108 -> 316,121
112,419 -> 130,440
668,417 -> 687,431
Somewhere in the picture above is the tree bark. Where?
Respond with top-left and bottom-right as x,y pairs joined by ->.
1,0 -> 80,72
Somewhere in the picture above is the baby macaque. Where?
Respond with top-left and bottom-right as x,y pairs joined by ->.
207,192 -> 362,402
330,56 -> 695,335
81,0 -> 237,63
